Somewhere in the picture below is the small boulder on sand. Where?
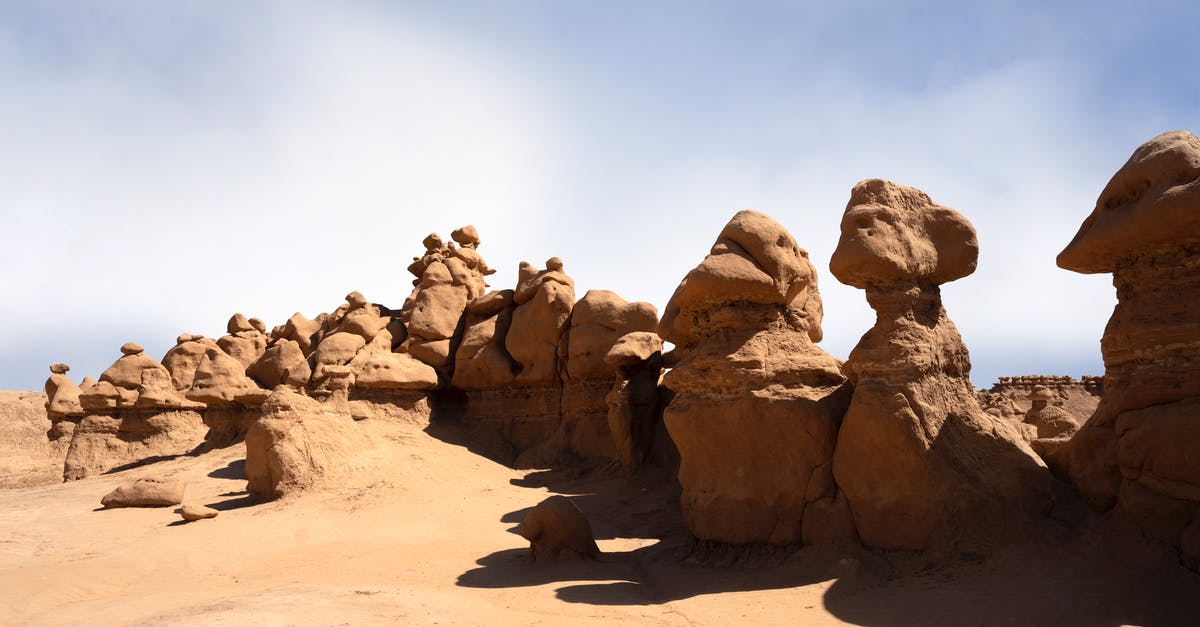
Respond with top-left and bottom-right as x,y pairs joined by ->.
179,503 -> 219,522
516,495 -> 599,563
100,478 -> 186,508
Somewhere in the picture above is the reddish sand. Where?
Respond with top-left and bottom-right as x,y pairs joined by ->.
1,392 -> 1198,625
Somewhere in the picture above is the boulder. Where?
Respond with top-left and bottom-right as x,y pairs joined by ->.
564,290 -> 658,381
217,314 -> 268,369
44,363 -> 83,419
247,339 -> 312,389
516,495 -> 600,563
179,503 -> 219,522
98,342 -> 171,404
829,179 -> 1052,551
100,478 -> 186,508
186,348 -> 268,407
507,258 -> 575,385
308,332 -> 366,384
661,210 -> 852,546
161,334 -> 221,391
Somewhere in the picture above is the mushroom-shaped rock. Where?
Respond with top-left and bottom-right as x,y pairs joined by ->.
1025,387 -> 1079,440
44,363 -> 84,418
1055,131 -> 1200,563
661,210 -> 852,546
99,343 -> 171,393
247,339 -> 311,389
605,332 -> 665,472
516,496 -> 600,563
162,334 -> 222,391
829,180 -> 1051,551
100,478 -> 186,508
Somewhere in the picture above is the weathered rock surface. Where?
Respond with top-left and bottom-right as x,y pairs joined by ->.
217,313 -> 269,369
516,495 -> 600,563
247,339 -> 312,389
100,478 -> 186,508
161,334 -> 221,391
605,332 -> 665,472
507,258 -> 574,385
662,210 -> 853,546
1057,130 -> 1200,563
451,290 -> 517,390
179,503 -> 219,521
63,409 -> 207,480
830,179 -> 1052,551
44,363 -> 83,421
244,374 -> 373,499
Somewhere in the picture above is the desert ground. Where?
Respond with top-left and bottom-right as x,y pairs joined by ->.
2,390 -> 1198,626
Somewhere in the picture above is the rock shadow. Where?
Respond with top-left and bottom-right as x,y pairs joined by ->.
207,458 -> 246,480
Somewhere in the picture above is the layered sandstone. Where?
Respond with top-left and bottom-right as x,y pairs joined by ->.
829,179 -> 1053,551
1057,131 -> 1200,564
661,210 -> 852,546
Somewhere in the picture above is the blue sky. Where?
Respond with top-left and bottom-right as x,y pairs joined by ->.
1,1 -> 1196,390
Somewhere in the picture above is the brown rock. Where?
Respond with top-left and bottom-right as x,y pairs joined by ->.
136,368 -> 205,410
1056,132 -> 1200,565
280,313 -> 323,356
247,339 -> 311,389
605,332 -> 664,472
99,343 -> 171,399
44,363 -> 83,419
336,291 -> 389,342
179,503 -> 219,522
452,290 -> 518,390
217,313 -> 268,369
244,385 -> 373,499
308,332 -> 367,384
63,409 -> 207,480
353,351 -> 438,390
516,495 -> 600,563
100,478 -> 186,508
829,180 -> 1052,551
507,258 -> 575,385
162,334 -> 221,391
1025,387 -> 1080,439
661,210 -> 852,546
186,347 -> 268,407
564,290 -> 658,381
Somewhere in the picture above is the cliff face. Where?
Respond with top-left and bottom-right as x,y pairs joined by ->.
1058,131 -> 1200,565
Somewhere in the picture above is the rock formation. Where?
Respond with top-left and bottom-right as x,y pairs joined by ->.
217,314 -> 269,369
180,503 -> 219,522
186,347 -> 268,447
1025,386 -> 1080,440
100,478 -> 186,508
44,363 -> 83,439
64,344 -> 208,480
556,290 -> 658,463
161,334 -> 221,391
508,258 -> 574,385
1056,130 -> 1200,565
829,179 -> 1053,551
516,495 -> 600,563
661,210 -> 853,546
451,290 -> 518,390
244,368 -> 373,499
604,332 -> 665,472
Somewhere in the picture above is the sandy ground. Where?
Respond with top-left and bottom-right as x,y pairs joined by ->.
2,399 -> 1199,625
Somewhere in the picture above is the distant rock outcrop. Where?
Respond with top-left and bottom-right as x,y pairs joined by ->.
661,210 -> 853,546
829,180 -> 1053,551
1057,130 -> 1200,566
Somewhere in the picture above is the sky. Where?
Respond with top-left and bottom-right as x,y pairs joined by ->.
1,0 -> 1197,391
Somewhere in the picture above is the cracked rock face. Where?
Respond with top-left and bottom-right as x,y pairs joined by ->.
1057,131 -> 1200,563
830,180 -> 1052,551
661,210 -> 853,546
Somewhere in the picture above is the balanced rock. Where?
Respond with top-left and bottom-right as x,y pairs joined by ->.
1057,130 -> 1200,560
217,313 -> 268,369
829,179 -> 1052,551
44,363 -> 83,420
98,342 -> 171,405
661,210 -> 853,546
100,478 -> 186,508
516,495 -> 600,563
